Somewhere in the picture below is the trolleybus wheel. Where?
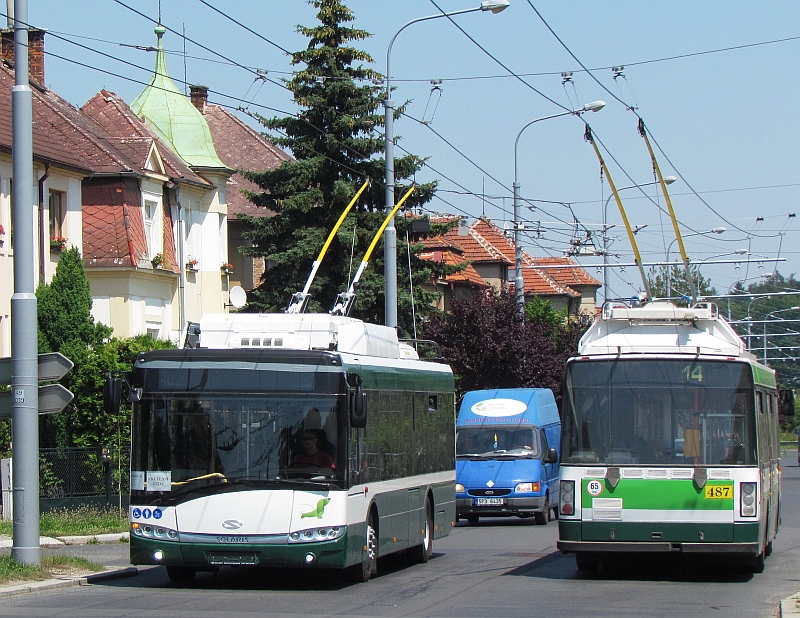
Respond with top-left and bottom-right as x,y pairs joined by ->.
575,552 -> 600,572
534,495 -> 549,525
166,566 -> 196,583
348,511 -> 378,583
409,497 -> 433,564
746,551 -> 765,574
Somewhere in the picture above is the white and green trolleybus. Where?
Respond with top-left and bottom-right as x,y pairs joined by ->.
558,301 -> 781,572
114,312 -> 455,583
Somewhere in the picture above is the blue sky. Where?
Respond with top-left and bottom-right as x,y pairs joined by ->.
22,0 -> 800,301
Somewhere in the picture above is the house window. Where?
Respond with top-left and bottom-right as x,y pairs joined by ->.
144,199 -> 158,258
49,190 -> 65,240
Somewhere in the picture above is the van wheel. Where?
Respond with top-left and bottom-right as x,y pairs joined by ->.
409,497 -> 433,563
348,511 -> 378,583
534,496 -> 549,525
166,566 -> 196,583
466,515 -> 479,524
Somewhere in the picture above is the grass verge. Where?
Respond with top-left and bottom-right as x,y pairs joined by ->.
0,505 -> 127,538
0,555 -> 104,585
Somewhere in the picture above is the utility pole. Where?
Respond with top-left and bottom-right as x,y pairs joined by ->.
11,0 -> 41,567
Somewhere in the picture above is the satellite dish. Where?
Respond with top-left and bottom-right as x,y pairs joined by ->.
229,286 -> 247,309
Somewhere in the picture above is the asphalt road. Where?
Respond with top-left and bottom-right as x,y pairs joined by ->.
1,453 -> 798,618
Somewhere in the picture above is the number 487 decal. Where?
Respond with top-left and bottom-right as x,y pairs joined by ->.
704,485 -> 732,499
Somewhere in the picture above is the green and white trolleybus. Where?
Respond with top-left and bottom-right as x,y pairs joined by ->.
116,312 -> 455,583
558,301 -> 780,572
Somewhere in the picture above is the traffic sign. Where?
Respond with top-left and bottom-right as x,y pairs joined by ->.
0,384 -> 74,418
0,353 -> 74,417
0,352 -> 74,384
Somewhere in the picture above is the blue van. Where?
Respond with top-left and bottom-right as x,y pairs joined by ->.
455,388 -> 560,525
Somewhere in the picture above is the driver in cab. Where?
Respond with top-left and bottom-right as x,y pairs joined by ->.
291,430 -> 335,469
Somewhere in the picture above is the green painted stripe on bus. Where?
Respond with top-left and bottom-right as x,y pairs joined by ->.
581,479 -> 734,510
752,364 -> 776,388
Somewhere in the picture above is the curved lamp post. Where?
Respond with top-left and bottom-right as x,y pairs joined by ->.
664,227 -> 726,298
384,0 -> 510,327
512,101 -> 605,315
601,176 -> 675,304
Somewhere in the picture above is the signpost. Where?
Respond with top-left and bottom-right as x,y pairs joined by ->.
0,352 -> 73,559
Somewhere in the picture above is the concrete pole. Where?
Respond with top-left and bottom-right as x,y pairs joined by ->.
11,0 -> 41,567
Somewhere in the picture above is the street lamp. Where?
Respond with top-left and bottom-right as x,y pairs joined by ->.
665,227 -> 726,298
601,176 -> 676,304
384,0 -> 510,327
512,101 -> 605,315
763,306 -> 800,364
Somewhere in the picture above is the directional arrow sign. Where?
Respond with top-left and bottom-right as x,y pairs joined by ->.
0,352 -> 74,385
0,384 -> 74,418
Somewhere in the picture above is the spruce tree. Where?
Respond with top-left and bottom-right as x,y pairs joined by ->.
240,0 -> 443,328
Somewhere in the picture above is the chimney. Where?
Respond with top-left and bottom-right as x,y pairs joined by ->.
190,85 -> 208,113
1,27 -> 46,85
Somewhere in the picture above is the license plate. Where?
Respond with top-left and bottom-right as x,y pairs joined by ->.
475,497 -> 504,506
207,552 -> 258,565
704,485 -> 732,499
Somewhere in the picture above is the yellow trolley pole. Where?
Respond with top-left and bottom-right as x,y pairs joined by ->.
586,126 -> 652,301
287,180 -> 370,313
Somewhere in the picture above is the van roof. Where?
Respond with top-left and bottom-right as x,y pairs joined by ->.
457,388 -> 559,427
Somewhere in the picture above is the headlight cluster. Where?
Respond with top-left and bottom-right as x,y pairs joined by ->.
560,480 -> 575,516
514,482 -> 540,493
131,521 -> 179,541
740,482 -> 757,517
455,483 -> 465,493
288,525 -> 346,543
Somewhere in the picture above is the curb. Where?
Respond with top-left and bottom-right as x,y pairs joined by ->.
0,566 -> 138,598
782,592 -> 800,618
0,533 -> 129,548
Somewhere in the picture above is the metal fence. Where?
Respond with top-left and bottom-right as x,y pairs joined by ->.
39,447 -> 109,498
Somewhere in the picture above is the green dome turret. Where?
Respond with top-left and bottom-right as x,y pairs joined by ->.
131,26 -> 228,170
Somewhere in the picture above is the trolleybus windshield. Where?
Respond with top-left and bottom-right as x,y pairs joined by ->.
562,359 -> 756,466
131,393 -> 346,500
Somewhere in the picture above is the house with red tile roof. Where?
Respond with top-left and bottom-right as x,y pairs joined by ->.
419,215 -> 600,316
0,26 -> 254,347
0,29 -> 94,355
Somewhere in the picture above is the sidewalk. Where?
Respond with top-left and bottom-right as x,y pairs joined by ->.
0,532 -> 137,598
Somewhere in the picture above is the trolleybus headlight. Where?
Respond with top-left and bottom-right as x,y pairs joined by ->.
455,483 -> 465,493
560,480 -> 575,516
740,482 -> 757,517
288,525 -> 347,544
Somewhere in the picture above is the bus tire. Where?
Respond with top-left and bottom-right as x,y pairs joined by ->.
409,497 -> 433,564
166,566 -> 196,583
348,510 -> 378,583
534,495 -> 549,525
575,552 -> 601,572
746,551 -> 765,574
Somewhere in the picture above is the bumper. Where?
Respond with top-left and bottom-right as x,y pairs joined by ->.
557,540 -> 760,555
457,496 -> 546,517
130,531 -> 355,569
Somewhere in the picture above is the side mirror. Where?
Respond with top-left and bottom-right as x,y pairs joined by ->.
103,374 -> 122,414
349,389 -> 367,428
547,448 -> 558,464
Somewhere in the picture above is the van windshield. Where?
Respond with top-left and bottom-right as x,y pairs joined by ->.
456,426 -> 539,458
